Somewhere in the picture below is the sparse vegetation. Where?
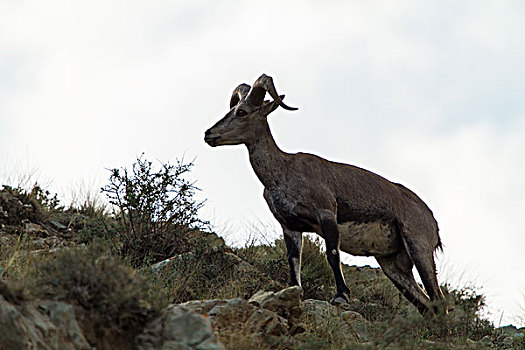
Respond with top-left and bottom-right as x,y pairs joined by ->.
0,184 -> 49,227
149,238 -> 283,304
1,160 -> 523,349
235,236 -> 334,301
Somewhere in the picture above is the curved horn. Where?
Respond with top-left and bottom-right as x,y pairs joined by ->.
230,83 -> 251,109
246,74 -> 298,111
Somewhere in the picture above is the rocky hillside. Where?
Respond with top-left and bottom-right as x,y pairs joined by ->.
1,185 -> 524,349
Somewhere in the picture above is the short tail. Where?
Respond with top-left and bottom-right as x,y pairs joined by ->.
435,236 -> 444,252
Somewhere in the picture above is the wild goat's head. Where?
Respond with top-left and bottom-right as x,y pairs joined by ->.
204,74 -> 297,147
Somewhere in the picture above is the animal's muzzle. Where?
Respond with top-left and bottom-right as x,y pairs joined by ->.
204,129 -> 219,147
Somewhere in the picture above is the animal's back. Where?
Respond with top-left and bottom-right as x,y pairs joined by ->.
293,152 -> 438,235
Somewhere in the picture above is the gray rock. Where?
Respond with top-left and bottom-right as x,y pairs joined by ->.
137,305 -> 224,350
205,298 -> 288,337
24,222 -> 48,236
341,310 -> 371,342
139,296 -> 292,349
207,299 -> 257,330
49,220 -> 69,231
180,299 -> 230,315
466,338 -> 478,346
480,335 -> 492,343
302,299 -> 370,343
35,300 -> 91,350
164,307 -> 225,350
31,236 -> 63,250
179,295 -> 292,345
248,286 -> 303,321
244,308 -> 289,337
223,252 -> 259,276
205,298 -> 289,345
151,253 -> 187,271
302,299 -> 340,320
0,295 -> 91,350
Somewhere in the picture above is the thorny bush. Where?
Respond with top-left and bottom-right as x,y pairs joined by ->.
102,154 -> 209,267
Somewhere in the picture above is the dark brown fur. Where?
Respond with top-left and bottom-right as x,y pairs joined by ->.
205,74 -> 448,315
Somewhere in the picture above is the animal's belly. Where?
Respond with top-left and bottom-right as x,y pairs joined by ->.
338,221 -> 401,257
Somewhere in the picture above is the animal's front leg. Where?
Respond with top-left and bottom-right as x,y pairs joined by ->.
319,212 -> 351,304
283,227 -> 303,286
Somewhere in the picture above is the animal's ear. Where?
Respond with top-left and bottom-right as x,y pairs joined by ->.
261,95 -> 286,116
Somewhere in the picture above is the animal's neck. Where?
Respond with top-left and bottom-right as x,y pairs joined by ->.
246,123 -> 288,189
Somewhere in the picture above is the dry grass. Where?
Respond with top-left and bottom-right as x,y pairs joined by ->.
3,178 -> 519,349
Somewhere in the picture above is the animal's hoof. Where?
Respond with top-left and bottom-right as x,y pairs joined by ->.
330,295 -> 348,305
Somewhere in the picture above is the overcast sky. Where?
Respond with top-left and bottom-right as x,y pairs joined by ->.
1,1 -> 524,326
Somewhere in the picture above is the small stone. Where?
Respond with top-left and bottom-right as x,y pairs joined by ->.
421,339 -> 438,346
24,223 -> 48,236
466,338 -> 478,346
480,335 -> 491,343
49,220 -> 68,231
289,322 -> 307,335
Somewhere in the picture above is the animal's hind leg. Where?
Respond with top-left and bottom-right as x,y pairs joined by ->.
403,235 -> 447,314
376,249 -> 432,315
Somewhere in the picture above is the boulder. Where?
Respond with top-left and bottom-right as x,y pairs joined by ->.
302,299 -> 340,320
137,305 -> 224,350
138,295 -> 293,349
243,308 -> 289,337
35,300 -> 91,349
341,310 -> 371,342
248,286 -> 303,322
181,298 -> 289,339
0,295 -> 91,350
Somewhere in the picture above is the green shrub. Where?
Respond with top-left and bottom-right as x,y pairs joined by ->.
0,185 -> 47,226
442,285 -> 493,340
372,285 -> 494,348
22,243 -> 168,345
102,154 -> 209,267
28,183 -> 61,212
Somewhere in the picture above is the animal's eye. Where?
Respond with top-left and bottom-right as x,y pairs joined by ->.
237,109 -> 248,117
